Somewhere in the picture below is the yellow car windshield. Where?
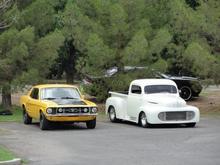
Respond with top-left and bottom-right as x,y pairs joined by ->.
41,87 -> 81,100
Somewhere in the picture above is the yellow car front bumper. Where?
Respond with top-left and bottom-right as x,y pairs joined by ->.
46,114 -> 97,122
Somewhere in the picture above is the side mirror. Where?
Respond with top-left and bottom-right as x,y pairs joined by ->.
178,90 -> 181,94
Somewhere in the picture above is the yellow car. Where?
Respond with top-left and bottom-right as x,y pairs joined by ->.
20,84 -> 97,130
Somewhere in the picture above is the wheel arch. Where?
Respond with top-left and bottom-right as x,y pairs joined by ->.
39,109 -> 44,119
106,97 -> 123,114
22,104 -> 26,111
107,105 -> 118,120
107,105 -> 115,113
39,109 -> 44,115
174,80 -> 191,89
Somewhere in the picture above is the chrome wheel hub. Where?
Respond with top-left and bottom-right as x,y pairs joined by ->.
141,114 -> 147,126
109,109 -> 115,120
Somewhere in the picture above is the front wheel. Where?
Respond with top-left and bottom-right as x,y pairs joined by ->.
23,108 -> 32,124
40,112 -> 50,130
86,118 -> 96,129
139,112 -> 149,128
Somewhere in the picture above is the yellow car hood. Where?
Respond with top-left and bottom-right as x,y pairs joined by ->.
42,99 -> 96,107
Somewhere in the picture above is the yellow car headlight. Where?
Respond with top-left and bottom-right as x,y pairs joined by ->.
91,107 -> 98,113
46,108 -> 53,114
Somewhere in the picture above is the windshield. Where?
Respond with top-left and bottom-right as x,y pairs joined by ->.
144,85 -> 177,94
41,87 -> 81,100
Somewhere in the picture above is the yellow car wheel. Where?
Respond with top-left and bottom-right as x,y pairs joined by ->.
40,112 -> 50,130
86,118 -> 96,129
23,107 -> 32,125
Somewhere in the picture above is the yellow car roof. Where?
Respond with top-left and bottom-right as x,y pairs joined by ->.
34,84 -> 77,89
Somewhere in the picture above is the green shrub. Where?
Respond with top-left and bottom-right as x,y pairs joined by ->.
84,69 -> 155,102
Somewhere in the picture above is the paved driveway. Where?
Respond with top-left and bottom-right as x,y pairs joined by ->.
0,118 -> 220,165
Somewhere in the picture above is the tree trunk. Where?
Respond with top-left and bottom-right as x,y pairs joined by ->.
115,50 -> 124,72
66,69 -> 74,84
65,40 -> 77,84
1,84 -> 12,111
115,32 -> 125,72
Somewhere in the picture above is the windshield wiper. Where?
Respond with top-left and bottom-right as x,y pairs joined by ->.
60,97 -> 78,99
43,97 -> 56,100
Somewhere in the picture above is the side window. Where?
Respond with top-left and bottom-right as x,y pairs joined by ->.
30,88 -> 39,99
131,85 -> 142,94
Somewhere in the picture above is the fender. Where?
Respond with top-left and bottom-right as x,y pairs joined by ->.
138,105 -> 156,123
106,96 -> 127,119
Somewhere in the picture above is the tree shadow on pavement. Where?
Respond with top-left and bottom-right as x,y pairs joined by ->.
109,120 -> 196,129
29,122 -> 88,131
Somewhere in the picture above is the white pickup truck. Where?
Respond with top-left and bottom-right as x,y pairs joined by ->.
105,79 -> 200,128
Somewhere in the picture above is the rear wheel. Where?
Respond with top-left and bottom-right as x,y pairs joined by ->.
86,118 -> 96,129
186,123 -> 196,127
108,106 -> 117,122
40,112 -> 50,130
139,112 -> 149,128
23,107 -> 32,124
180,86 -> 192,101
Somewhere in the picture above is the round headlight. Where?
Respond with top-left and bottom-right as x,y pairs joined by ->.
83,108 -> 89,113
46,108 -> 53,114
186,111 -> 194,120
158,112 -> 166,121
58,108 -> 63,113
91,107 -> 97,113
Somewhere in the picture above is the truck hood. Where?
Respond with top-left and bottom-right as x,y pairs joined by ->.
42,99 -> 86,106
144,94 -> 186,107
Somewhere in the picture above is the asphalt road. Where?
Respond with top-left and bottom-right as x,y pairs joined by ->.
0,118 -> 220,165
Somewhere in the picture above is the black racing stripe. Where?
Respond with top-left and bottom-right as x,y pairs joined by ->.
51,99 -> 86,105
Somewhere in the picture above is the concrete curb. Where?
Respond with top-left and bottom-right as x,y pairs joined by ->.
0,158 -> 21,165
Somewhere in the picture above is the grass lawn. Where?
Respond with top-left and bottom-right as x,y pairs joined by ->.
0,106 -> 22,122
0,146 -> 15,161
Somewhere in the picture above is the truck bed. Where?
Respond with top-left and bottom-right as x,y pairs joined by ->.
109,91 -> 128,97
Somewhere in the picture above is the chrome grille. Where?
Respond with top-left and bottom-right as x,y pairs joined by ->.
56,107 -> 90,114
64,108 -> 80,113
166,112 -> 186,120
158,111 -> 195,121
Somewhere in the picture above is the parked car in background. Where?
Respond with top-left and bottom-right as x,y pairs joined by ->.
157,73 -> 202,101
83,66 -> 203,101
106,79 -> 200,128
20,84 -> 98,130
